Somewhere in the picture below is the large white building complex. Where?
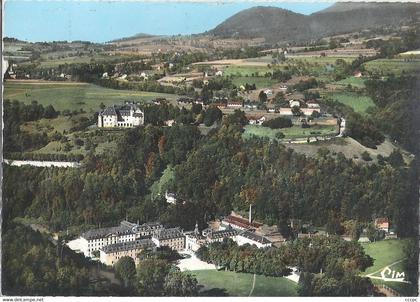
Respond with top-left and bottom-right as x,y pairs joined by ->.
97,102 -> 144,128
77,216 -> 272,266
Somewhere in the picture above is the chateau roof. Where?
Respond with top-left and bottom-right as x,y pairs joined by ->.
81,221 -> 163,240
153,227 -> 184,240
101,239 -> 155,254
82,225 -> 133,240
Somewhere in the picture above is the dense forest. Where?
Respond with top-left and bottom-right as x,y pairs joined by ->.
3,117 -> 418,237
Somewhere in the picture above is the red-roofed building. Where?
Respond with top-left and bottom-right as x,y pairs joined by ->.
221,215 -> 263,231
374,218 -> 390,233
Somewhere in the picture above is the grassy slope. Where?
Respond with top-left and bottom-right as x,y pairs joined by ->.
243,124 -> 338,140
4,81 -> 177,112
327,92 -> 375,113
361,239 -> 409,275
361,239 -> 416,296
193,269 -> 297,297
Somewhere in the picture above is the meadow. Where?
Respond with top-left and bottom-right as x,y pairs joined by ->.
363,59 -> 420,75
326,92 -> 375,113
334,76 -> 366,88
230,76 -> 277,89
4,81 -> 177,112
243,124 -> 338,140
193,269 -> 298,297
361,239 -> 415,296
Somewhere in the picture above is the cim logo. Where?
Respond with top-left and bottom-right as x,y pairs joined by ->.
380,266 -> 405,282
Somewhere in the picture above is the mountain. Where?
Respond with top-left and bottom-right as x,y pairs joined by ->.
208,3 -> 420,43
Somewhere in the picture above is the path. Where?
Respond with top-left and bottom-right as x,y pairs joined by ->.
248,274 -> 256,296
4,159 -> 81,168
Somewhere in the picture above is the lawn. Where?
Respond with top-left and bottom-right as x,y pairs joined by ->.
361,239 -> 416,296
4,81 -> 177,112
243,124 -> 338,140
326,92 -> 375,113
361,239 -> 409,276
193,269 -> 298,297
230,76 -> 277,89
363,59 -> 420,75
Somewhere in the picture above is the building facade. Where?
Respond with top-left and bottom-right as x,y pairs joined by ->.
99,239 -> 156,266
98,102 -> 144,128
79,221 -> 163,258
152,228 -> 185,251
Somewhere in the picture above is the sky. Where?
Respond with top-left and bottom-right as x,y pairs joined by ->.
4,1 -> 333,43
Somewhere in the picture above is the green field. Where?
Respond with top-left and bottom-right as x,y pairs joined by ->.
231,76 -> 277,89
334,76 -> 366,88
193,269 -> 298,297
361,239 -> 409,275
243,124 -> 338,140
224,66 -> 272,77
361,239 -> 416,296
327,92 -> 375,113
363,59 -> 420,75
4,81 -> 177,112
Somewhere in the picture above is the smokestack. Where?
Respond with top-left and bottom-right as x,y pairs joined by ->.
249,204 -> 252,224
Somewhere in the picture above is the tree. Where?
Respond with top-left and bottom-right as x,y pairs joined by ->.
136,258 -> 171,296
361,151 -> 372,162
115,256 -> 136,288
292,106 -> 302,116
203,106 -> 222,127
164,269 -> 198,296
275,132 -> 285,139
262,117 -> 292,129
258,91 -> 267,103
224,109 -> 248,126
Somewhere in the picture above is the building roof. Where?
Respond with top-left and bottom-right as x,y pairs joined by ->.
82,221 -> 163,240
238,230 -> 272,245
99,102 -> 143,120
101,239 -> 155,254
375,218 -> 389,225
153,228 -> 184,240
222,215 -> 263,230
82,225 -> 134,240
207,229 -> 237,240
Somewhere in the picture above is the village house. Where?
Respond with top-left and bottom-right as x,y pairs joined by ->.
165,191 -> 177,204
248,115 -> 266,125
289,99 -> 300,108
226,101 -> 243,109
151,228 -> 185,251
374,218 -> 390,233
99,239 -> 156,266
98,102 -> 144,128
306,100 -> 320,109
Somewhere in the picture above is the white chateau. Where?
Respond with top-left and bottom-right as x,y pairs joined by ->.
98,102 -> 144,128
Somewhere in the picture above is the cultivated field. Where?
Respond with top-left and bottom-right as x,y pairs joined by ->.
363,59 -> 420,75
4,80 -> 177,112
193,269 -> 298,297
